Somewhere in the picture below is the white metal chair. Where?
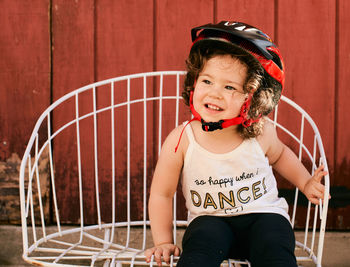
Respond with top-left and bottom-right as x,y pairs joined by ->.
19,71 -> 330,267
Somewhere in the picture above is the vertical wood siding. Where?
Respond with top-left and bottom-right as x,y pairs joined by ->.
0,0 -> 51,223
1,0 -> 349,229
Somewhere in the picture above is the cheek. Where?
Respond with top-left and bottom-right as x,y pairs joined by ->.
193,83 -> 204,100
231,92 -> 247,105
192,89 -> 202,110
228,95 -> 246,113
235,97 -> 246,107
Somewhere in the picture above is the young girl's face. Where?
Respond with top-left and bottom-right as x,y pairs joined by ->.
193,55 -> 248,123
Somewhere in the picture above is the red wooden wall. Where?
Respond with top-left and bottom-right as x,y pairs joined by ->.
1,0 -> 350,229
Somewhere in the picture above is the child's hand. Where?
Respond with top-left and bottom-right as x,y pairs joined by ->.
144,243 -> 181,266
303,165 -> 330,205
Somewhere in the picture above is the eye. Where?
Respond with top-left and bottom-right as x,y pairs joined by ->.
202,79 -> 212,85
225,85 -> 236,91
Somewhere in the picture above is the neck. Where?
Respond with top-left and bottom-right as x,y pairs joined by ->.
192,120 -> 243,153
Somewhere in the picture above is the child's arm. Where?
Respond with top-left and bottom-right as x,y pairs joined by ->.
144,126 -> 186,266
261,121 -> 329,205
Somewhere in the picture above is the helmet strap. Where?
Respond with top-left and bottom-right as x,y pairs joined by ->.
189,91 -> 259,131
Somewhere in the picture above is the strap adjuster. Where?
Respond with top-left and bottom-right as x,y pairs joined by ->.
201,119 -> 224,131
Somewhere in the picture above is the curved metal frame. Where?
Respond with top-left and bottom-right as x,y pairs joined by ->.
19,71 -> 329,266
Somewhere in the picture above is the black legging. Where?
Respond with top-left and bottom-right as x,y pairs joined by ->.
177,213 -> 297,267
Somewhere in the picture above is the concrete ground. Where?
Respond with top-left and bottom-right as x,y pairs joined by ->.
0,225 -> 349,267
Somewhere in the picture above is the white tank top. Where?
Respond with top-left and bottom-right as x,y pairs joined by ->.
181,122 -> 290,223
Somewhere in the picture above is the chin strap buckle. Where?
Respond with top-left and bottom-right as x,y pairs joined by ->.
201,119 -> 224,132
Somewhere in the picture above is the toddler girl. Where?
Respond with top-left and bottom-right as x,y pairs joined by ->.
145,21 -> 327,267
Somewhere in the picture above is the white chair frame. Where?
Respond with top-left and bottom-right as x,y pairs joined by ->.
19,71 -> 330,267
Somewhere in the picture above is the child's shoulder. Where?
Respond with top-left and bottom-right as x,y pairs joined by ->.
162,122 -> 189,155
256,119 -> 279,154
261,119 -> 278,137
256,119 -> 286,165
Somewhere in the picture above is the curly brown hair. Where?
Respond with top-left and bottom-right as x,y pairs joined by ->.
182,40 -> 282,138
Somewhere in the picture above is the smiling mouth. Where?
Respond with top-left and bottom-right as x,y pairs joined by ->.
205,103 -> 223,111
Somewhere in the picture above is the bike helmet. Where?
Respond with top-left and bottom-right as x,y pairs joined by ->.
191,21 -> 285,88
189,21 -> 284,131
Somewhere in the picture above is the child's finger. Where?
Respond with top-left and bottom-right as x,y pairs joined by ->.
163,249 -> 171,264
315,171 -> 328,183
154,249 -> 163,266
313,166 -> 327,182
310,197 -> 320,205
144,248 -> 155,262
174,246 -> 181,256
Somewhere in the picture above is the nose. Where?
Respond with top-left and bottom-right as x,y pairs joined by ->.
208,84 -> 222,99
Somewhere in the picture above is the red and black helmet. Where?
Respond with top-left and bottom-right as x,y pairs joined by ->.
191,21 -> 285,89
185,21 -> 286,133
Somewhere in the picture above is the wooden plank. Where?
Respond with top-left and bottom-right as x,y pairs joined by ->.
0,0 -> 50,223
155,0 -> 214,71
95,0 -> 154,80
0,0 -> 50,158
278,0 -> 337,227
216,0 -> 275,38
333,0 -> 350,229
94,0 -> 154,223
51,0 -> 95,99
336,0 -> 350,187
278,0 -> 335,161
52,0 -> 95,223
